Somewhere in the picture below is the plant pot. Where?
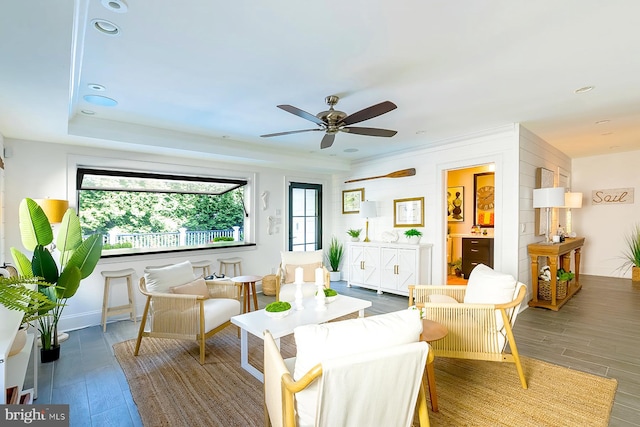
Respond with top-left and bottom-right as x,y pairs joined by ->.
454,268 -> 462,278
350,237 -> 360,242
406,236 -> 421,245
8,327 -> 27,357
632,266 -> 640,282
40,345 -> 60,363
329,271 -> 341,282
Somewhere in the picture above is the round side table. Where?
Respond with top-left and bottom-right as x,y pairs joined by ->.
420,319 -> 448,413
232,275 -> 262,313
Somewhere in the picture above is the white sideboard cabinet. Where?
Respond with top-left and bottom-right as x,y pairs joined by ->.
347,242 -> 432,296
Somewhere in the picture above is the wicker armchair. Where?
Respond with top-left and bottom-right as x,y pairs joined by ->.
275,250 -> 330,302
134,261 -> 241,364
408,269 -> 528,389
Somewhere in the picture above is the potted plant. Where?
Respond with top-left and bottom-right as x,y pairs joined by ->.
404,229 -> 422,244
347,228 -> 362,242
448,258 -> 463,277
618,224 -> 640,282
11,198 -> 103,362
326,236 -> 344,282
264,301 -> 291,318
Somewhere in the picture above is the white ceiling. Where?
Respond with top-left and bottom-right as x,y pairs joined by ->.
2,0 -> 640,173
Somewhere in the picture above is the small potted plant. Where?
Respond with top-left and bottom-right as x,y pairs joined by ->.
347,228 -> 362,242
264,301 -> 291,318
326,236 -> 344,282
404,229 -> 422,244
448,258 -> 463,277
618,224 -> 640,282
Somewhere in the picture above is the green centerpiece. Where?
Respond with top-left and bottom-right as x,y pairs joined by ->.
265,301 -> 291,312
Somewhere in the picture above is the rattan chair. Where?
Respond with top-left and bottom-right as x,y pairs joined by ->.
408,281 -> 528,389
134,262 -> 241,364
263,330 -> 430,427
274,250 -> 330,302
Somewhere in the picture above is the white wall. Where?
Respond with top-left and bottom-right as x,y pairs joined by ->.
572,150 -> 640,278
333,125 -> 522,286
3,138 -> 333,332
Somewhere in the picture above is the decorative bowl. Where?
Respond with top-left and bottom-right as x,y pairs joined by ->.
265,308 -> 291,319
325,295 -> 338,303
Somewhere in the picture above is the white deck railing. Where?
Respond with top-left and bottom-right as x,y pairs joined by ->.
103,228 -> 241,248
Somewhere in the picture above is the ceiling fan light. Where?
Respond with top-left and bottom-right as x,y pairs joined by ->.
92,19 -> 120,36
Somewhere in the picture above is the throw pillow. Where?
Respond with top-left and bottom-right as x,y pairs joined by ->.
464,264 -> 517,305
144,260 -> 196,293
170,277 -> 210,298
284,262 -> 322,284
429,294 -> 459,303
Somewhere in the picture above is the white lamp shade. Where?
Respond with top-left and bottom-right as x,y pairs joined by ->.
360,201 -> 377,218
564,192 -> 583,209
533,187 -> 565,208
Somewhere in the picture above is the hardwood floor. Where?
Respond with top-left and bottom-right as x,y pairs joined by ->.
27,275 -> 640,426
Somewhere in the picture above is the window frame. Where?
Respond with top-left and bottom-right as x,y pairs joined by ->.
68,156 -> 257,258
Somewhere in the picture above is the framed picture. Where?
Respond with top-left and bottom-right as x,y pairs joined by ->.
447,186 -> 464,222
394,197 -> 424,227
473,172 -> 495,227
342,188 -> 364,214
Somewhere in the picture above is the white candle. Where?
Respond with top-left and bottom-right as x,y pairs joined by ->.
315,267 -> 324,286
295,266 -> 303,284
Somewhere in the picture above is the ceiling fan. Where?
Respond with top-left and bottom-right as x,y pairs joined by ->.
260,95 -> 397,149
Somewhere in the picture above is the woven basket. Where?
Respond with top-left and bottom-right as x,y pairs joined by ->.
262,274 -> 277,296
538,279 -> 568,301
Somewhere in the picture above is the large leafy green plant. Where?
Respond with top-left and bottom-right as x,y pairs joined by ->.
11,198 -> 103,350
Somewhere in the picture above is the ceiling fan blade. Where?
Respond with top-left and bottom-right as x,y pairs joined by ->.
340,101 -> 397,126
260,129 -> 321,138
320,133 -> 335,149
342,127 -> 397,137
277,105 -> 327,126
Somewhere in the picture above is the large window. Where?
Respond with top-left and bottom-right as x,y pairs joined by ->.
288,182 -> 322,251
77,168 -> 248,254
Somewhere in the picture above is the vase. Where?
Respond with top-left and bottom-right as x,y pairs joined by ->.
633,266 -> 640,282
350,237 -> 360,242
329,271 -> 341,282
407,236 -> 421,245
41,345 -> 61,363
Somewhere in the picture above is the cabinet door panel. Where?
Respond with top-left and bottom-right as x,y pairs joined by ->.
363,247 -> 380,286
380,248 -> 398,289
396,249 -> 417,293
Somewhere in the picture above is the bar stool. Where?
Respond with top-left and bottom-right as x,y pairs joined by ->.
217,257 -> 243,277
191,259 -> 213,278
100,268 -> 137,332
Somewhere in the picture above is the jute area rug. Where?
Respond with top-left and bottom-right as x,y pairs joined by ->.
114,327 -> 617,427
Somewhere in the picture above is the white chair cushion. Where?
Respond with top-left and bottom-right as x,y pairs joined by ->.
202,298 -> 241,333
429,294 -> 459,303
170,277 -> 209,298
464,264 -> 517,305
145,261 -> 196,293
278,283 -> 318,302
293,309 -> 422,426
280,250 -> 323,268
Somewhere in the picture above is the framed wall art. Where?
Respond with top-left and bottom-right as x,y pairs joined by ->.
447,186 -> 464,222
394,197 -> 424,227
473,172 -> 495,227
342,188 -> 364,214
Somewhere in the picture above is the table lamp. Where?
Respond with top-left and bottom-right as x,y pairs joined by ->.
533,187 -> 565,244
34,198 -> 69,223
360,201 -> 377,242
563,192 -> 583,236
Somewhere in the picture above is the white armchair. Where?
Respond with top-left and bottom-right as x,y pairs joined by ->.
264,310 -> 431,427
408,264 -> 528,388
134,261 -> 241,364
275,250 -> 330,302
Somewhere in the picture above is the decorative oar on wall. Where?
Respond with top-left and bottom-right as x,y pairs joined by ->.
344,168 -> 416,183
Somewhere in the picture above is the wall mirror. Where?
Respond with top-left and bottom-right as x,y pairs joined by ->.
473,172 -> 495,227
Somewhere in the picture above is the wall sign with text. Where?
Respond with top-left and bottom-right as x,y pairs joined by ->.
591,188 -> 634,205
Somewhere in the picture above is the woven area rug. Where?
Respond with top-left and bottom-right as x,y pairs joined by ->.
114,327 -> 617,427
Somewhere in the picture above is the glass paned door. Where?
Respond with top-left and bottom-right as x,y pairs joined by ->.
289,182 -> 322,251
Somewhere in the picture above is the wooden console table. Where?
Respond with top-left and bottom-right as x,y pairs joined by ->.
528,237 -> 585,311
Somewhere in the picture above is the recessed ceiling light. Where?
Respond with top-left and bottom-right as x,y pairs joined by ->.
92,19 -> 120,36
343,148 -> 358,153
81,110 -> 96,115
101,0 -> 128,13
83,95 -> 118,107
88,83 -> 105,91
595,119 -> 610,125
574,86 -> 594,94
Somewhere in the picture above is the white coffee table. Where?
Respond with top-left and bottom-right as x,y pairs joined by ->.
230,295 -> 372,382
